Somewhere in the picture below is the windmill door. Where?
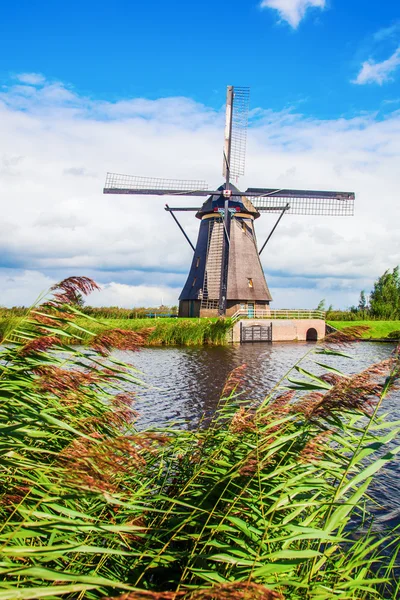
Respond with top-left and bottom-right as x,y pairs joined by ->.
247,303 -> 255,318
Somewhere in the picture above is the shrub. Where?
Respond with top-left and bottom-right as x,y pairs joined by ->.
387,330 -> 400,339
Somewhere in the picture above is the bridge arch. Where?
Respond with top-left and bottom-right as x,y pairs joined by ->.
306,327 -> 318,341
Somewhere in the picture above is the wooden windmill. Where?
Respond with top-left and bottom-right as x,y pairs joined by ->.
104,86 -> 354,318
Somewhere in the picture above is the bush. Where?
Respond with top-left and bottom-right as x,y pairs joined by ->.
326,310 -> 360,321
387,330 -> 400,339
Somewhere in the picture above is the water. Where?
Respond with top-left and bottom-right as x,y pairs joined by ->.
114,340 -> 400,531
115,341 -> 399,429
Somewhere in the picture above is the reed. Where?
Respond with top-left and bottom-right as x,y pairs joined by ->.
0,277 -> 399,599
0,316 -> 232,346
147,317 -> 232,345
77,317 -> 232,346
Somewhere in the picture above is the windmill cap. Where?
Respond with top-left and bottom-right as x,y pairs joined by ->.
195,183 -> 260,219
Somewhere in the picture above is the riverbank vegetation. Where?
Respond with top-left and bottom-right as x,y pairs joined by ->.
327,266 -> 400,322
0,304 -> 178,320
0,315 -> 232,347
327,321 -> 400,340
1,277 -> 400,599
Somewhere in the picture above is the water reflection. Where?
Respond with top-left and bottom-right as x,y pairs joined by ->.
115,341 -> 395,430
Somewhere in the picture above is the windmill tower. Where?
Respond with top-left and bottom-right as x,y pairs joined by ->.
104,86 -> 354,318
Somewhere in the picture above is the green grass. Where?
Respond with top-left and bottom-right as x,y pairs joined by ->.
0,316 -> 233,346
328,320 -> 400,339
3,315 -> 400,345
80,317 -> 232,346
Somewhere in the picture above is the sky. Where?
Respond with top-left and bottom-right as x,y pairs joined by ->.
0,0 -> 399,309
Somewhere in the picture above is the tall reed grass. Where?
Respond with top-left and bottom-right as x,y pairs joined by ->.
0,277 -> 400,599
0,315 -> 232,347
76,317 -> 232,346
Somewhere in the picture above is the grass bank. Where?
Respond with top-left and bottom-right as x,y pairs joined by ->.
328,320 -> 400,340
72,316 -> 233,346
1,277 -> 400,599
0,315 -> 233,346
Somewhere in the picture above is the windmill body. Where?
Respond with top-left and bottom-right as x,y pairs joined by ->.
104,86 -> 355,317
179,184 -> 272,317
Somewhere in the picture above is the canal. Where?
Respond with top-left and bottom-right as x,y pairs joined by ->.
114,340 -> 400,531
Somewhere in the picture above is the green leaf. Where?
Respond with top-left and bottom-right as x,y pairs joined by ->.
316,348 -> 353,358
209,553 -> 258,566
324,480 -> 370,533
188,569 -> 229,584
265,549 -> 321,560
287,377 -> 331,391
294,366 -> 333,388
38,412 -> 93,440
340,446 -> 400,496
226,516 -> 262,542
314,362 -> 345,375
0,544 -> 139,556
0,566 -> 133,589
0,585 -> 97,599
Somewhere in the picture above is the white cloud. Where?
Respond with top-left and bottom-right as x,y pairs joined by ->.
259,0 -> 326,28
89,282 -> 181,308
0,74 -> 400,309
0,270 -> 55,307
353,47 -> 400,85
373,22 -> 400,42
15,73 -> 46,86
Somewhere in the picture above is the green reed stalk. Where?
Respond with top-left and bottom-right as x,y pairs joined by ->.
0,279 -> 399,599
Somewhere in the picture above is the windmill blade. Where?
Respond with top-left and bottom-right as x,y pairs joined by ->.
246,187 -> 355,216
222,86 -> 250,181
104,173 -> 209,196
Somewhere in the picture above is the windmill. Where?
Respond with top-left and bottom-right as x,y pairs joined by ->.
104,86 -> 354,318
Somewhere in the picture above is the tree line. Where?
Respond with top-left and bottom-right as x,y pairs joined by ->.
326,266 -> 400,321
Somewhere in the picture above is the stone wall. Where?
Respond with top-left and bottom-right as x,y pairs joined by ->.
232,319 -> 325,343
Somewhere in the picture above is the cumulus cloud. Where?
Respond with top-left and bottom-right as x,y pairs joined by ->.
89,282 -> 181,308
0,74 -> 399,309
259,0 -> 326,28
15,72 -> 46,86
353,47 -> 400,85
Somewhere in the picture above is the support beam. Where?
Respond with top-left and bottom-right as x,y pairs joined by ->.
160,207 -> 200,211
219,85 -> 234,316
219,202 -> 231,316
165,204 -> 195,252
259,204 -> 290,256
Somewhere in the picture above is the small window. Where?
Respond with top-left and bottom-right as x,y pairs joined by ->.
192,278 -> 197,287
248,278 -> 253,288
196,257 -> 200,268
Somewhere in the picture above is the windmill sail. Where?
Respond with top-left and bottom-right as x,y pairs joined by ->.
247,187 -> 355,216
104,173 -> 209,195
222,86 -> 250,181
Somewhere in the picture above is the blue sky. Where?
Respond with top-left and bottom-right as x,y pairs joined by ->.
1,0 -> 399,117
0,0 -> 399,308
